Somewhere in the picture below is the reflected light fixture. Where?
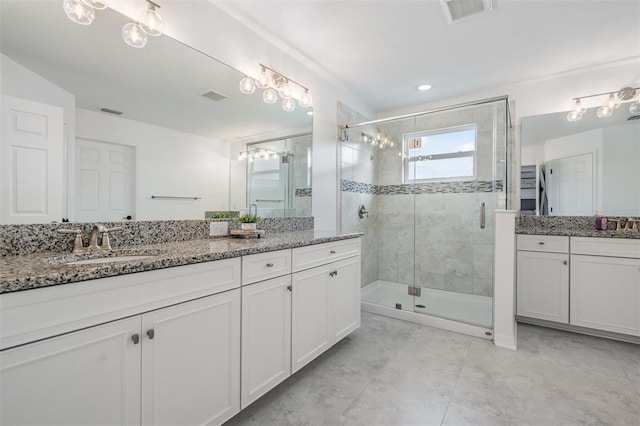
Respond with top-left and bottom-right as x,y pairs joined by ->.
282,97 -> 296,112
63,0 -> 96,25
122,22 -> 148,48
138,0 -> 163,37
82,0 -> 108,9
239,64 -> 312,112
566,86 -> 639,122
416,83 -> 432,91
239,76 -> 256,94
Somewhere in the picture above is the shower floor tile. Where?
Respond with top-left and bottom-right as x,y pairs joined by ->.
226,312 -> 639,426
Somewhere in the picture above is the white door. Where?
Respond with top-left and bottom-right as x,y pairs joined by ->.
75,138 -> 134,222
1,95 -> 63,224
0,316 -> 141,425
241,275 -> 292,409
516,251 -> 569,323
570,254 -> 640,336
330,256 -> 361,341
547,153 -> 593,216
141,289 -> 241,426
291,264 -> 331,373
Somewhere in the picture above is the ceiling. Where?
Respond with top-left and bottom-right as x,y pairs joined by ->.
218,0 -> 640,114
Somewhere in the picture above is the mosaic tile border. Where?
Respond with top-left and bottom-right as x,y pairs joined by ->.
341,179 -> 503,195
295,188 -> 312,197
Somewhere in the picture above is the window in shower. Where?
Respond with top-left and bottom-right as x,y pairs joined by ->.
404,124 -> 477,182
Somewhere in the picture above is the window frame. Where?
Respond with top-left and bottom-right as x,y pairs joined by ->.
402,124 -> 478,183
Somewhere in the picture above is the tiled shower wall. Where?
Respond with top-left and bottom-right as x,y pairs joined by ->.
339,101 -> 507,298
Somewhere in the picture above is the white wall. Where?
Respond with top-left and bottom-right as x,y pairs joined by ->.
75,109 -> 229,221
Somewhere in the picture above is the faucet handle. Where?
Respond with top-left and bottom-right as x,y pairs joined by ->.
99,226 -> 123,250
57,228 -> 85,253
624,218 -> 634,231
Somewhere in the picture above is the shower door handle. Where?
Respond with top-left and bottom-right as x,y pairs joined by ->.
480,202 -> 485,229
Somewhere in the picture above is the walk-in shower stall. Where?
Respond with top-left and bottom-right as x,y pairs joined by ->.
339,98 -> 509,337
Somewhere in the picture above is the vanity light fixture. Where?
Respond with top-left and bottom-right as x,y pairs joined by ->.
239,64 -> 312,112
567,86 -> 639,122
238,148 -> 280,161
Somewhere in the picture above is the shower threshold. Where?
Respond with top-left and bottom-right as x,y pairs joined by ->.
361,281 -> 493,340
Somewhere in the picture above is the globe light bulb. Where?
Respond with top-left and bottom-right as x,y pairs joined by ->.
629,101 -> 640,115
63,0 -> 95,25
605,93 -> 620,110
263,88 -> 278,104
566,110 -> 583,122
299,90 -> 312,108
122,22 -> 148,48
255,67 -> 270,89
138,3 -> 163,36
239,76 -> 256,94
573,98 -> 586,114
277,80 -> 292,99
282,97 -> 296,112
596,105 -> 613,118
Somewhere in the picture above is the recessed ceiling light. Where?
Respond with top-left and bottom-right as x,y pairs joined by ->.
416,84 -> 432,91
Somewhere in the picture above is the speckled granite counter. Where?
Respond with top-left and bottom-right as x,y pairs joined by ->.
516,215 -> 640,239
0,231 -> 362,294
516,227 -> 640,239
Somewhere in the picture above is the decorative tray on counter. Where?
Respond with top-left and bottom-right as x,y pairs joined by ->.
229,230 -> 266,239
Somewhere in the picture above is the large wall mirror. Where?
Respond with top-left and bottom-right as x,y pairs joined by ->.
0,0 -> 312,224
520,103 -> 639,216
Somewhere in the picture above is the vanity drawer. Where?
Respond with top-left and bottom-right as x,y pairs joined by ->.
292,238 -> 361,272
242,249 -> 292,285
571,237 -> 640,259
0,258 -> 241,350
517,235 -> 569,253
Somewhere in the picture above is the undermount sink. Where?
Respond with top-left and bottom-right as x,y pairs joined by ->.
63,255 -> 155,265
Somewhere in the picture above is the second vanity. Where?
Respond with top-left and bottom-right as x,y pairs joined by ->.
515,228 -> 640,342
0,231 -> 362,425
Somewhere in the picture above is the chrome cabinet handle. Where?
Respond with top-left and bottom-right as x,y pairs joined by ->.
131,333 -> 140,345
480,202 -> 485,229
146,329 -> 155,340
266,263 -> 274,267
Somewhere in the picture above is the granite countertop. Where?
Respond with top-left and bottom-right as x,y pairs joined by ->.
516,227 -> 640,239
0,231 -> 362,294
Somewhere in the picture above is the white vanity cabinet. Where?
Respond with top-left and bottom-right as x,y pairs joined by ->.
0,259 -> 242,426
569,238 -> 640,336
291,239 -> 361,373
516,235 -> 570,323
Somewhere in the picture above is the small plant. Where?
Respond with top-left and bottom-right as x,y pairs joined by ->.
237,213 -> 261,224
211,212 -> 231,219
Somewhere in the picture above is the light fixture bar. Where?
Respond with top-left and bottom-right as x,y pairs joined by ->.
571,86 -> 639,101
259,63 -> 310,92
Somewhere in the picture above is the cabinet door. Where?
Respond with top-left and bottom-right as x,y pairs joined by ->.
330,256 -> 361,342
1,316 -> 141,425
241,275 -> 292,408
291,264 -> 331,373
141,289 -> 241,426
516,251 -> 569,323
570,255 -> 640,336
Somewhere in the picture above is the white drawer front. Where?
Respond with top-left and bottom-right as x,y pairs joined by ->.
571,237 -> 640,259
0,258 -> 241,350
242,249 -> 292,285
292,239 -> 361,272
517,235 -> 569,253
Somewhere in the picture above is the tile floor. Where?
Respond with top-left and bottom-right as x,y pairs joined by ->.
226,312 -> 640,426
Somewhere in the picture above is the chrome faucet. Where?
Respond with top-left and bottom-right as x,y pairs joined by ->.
57,224 -> 123,253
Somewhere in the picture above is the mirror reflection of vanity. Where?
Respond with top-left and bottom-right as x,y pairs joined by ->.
520,103 -> 640,216
0,0 -> 312,225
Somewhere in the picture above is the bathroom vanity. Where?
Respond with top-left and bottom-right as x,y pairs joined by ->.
515,222 -> 640,342
0,232 -> 361,425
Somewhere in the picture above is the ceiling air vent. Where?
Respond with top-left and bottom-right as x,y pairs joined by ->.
99,107 -> 123,115
201,90 -> 228,102
441,0 -> 493,24
627,115 -> 640,121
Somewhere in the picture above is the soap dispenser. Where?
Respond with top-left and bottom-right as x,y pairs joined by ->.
594,212 -> 608,230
